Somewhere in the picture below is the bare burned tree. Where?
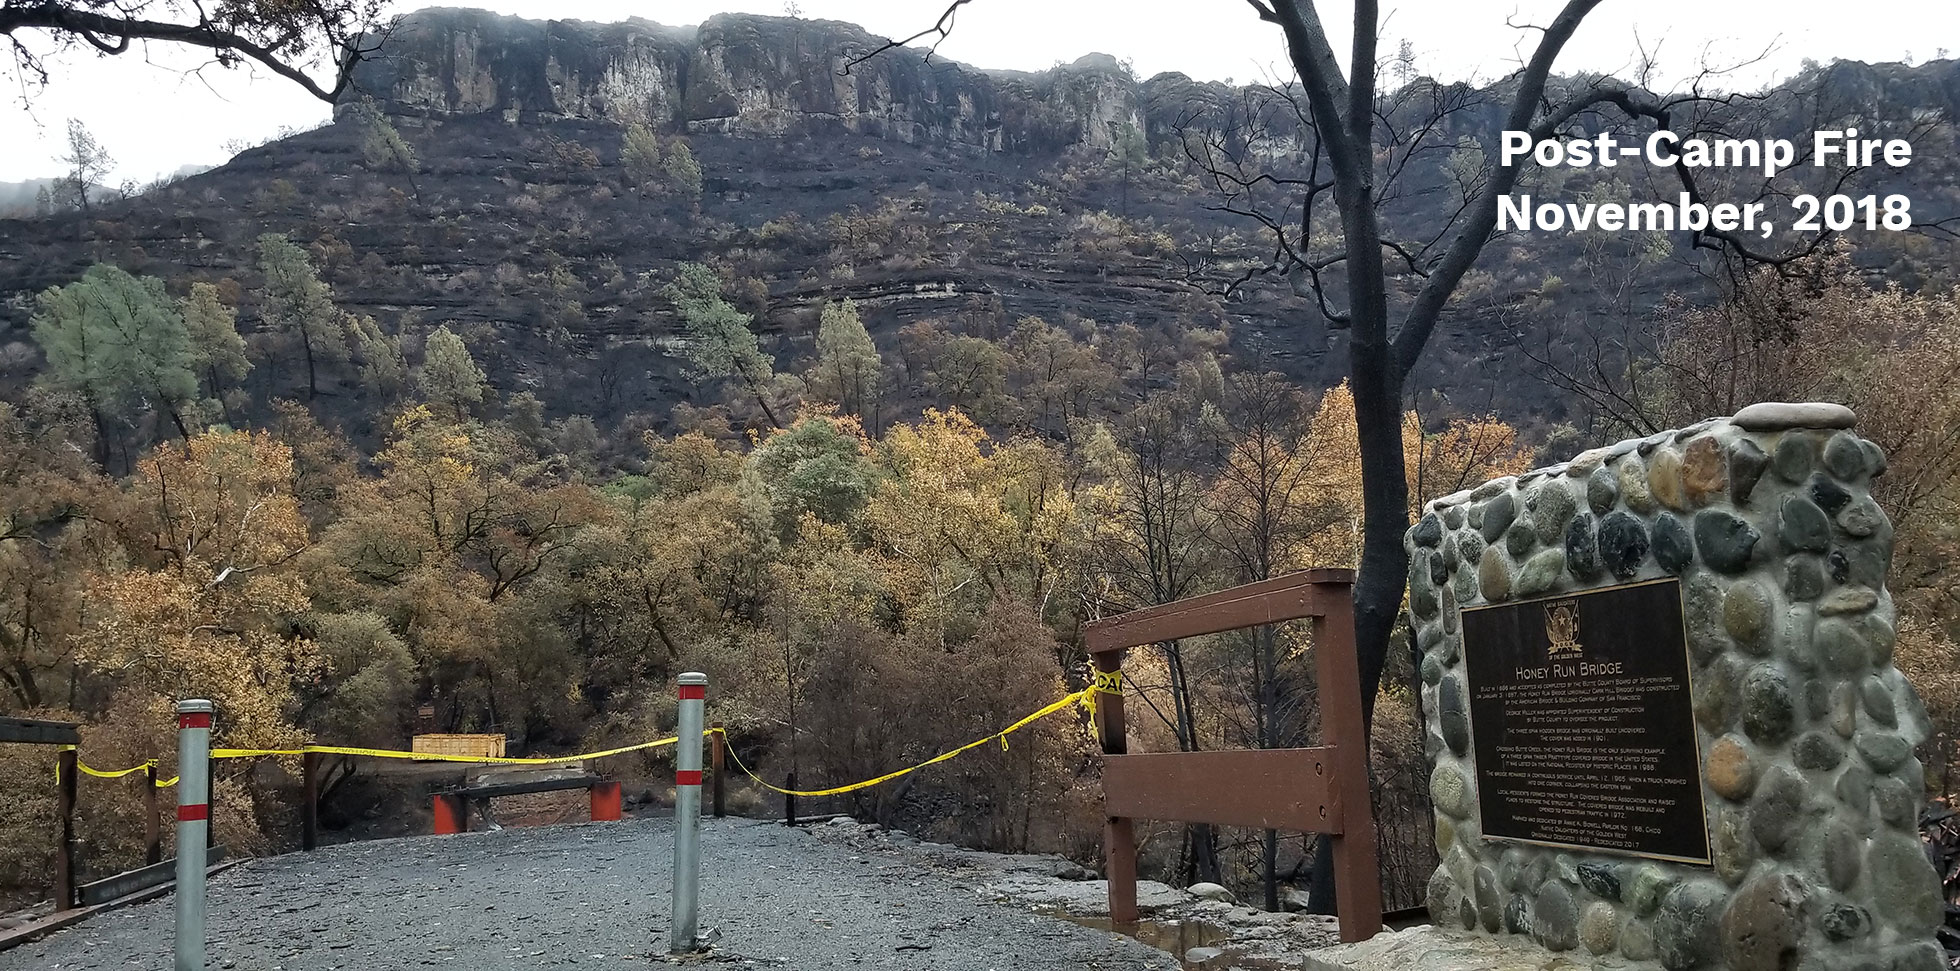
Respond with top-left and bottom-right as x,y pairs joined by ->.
3,0 -> 392,102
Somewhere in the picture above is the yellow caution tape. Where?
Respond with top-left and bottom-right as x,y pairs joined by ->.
720,688 -> 1096,798
1083,670 -> 1122,722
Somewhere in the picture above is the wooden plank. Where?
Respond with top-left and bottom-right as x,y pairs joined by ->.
435,775 -> 603,799
0,717 -> 80,745
1085,569 -> 1355,654
1102,748 -> 1342,834
1312,589 -> 1384,942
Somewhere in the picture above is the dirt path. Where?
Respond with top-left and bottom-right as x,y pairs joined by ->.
2,816 -> 1179,970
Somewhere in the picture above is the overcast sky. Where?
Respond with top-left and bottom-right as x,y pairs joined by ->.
2,0 -> 1954,184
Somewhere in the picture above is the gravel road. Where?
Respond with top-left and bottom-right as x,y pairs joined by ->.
2,816 -> 1179,971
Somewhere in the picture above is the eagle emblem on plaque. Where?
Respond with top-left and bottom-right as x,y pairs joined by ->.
1545,600 -> 1583,657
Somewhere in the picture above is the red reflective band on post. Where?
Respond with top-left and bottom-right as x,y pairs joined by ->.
179,713 -> 212,729
676,770 -> 703,786
177,804 -> 209,822
678,685 -> 705,700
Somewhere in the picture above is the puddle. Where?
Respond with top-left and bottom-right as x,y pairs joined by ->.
1057,914 -> 1298,970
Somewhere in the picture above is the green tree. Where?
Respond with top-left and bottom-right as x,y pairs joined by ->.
806,298 -> 881,428
58,119 -> 111,216
257,233 -> 348,399
347,314 -> 407,400
664,140 -> 703,199
620,122 -> 663,188
416,325 -> 488,419
181,282 -> 250,401
32,264 -> 200,452
347,97 -> 420,200
661,263 -> 781,427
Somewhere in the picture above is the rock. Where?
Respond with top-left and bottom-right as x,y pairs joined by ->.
1705,735 -> 1757,800
1684,573 -> 1730,664
1653,513 -> 1694,573
1439,676 -> 1470,756
1785,557 -> 1825,601
1563,514 -> 1600,580
1864,440 -> 1889,478
1694,655 -> 1742,732
1654,880 -> 1727,971
1828,548 -> 1851,584
1773,433 -> 1817,483
1867,831 -> 1942,933
1711,807 -> 1754,885
1723,580 -> 1772,654
1777,494 -> 1831,553
1505,520 -> 1537,558
1719,872 -> 1808,971
1823,431 -> 1869,480
1838,539 -> 1889,588
1749,767 -> 1807,853
1831,683 -> 1859,738
1576,862 -> 1620,901
1837,496 -> 1884,537
1503,893 -> 1530,934
1425,868 -> 1460,926
1619,458 -> 1657,514
1441,534 -> 1460,572
1472,865 -> 1500,932
1409,555 -> 1439,619
1820,902 -> 1870,941
1578,901 -> 1618,955
1477,546 -> 1512,603
1885,943 -> 1946,971
1532,883 -> 1577,952
1695,509 -> 1760,573
1836,765 -> 1874,813
1875,777 -> 1916,829
1620,916 -> 1657,961
1185,946 -> 1225,964
1280,887 -> 1313,912
1431,763 -> 1473,819
1514,548 -> 1566,595
1188,882 -> 1235,903
1532,484 -> 1576,545
1411,513 -> 1443,548
1819,586 -> 1878,616
1649,449 -> 1689,511
1472,477 -> 1516,501
1792,731 -> 1845,772
1731,401 -> 1857,430
1824,820 -> 1862,890
1742,665 -> 1796,744
1815,618 -> 1872,675
1730,439 -> 1769,504
1587,465 -> 1618,515
1597,511 -> 1649,580
1625,865 -> 1676,916
1443,504 -> 1467,530
1479,492 -> 1516,543
1420,653 -> 1442,686
1862,676 -> 1897,727
1809,475 -> 1853,515
1682,437 -> 1728,506
1854,732 -> 1912,772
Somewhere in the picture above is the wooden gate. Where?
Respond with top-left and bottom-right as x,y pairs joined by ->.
1084,568 -> 1382,943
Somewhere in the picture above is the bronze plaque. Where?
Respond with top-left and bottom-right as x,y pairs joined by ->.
1461,578 -> 1711,864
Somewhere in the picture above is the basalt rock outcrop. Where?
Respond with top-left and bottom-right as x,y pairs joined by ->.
347,8 -> 1228,155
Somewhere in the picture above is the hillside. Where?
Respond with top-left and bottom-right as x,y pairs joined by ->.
1,9 -> 1952,447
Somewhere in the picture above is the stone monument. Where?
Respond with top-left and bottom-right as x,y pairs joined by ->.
1409,403 -> 1943,971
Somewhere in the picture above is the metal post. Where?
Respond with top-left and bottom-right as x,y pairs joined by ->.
54,745 -> 78,911
175,699 -> 214,971
670,673 -> 706,954
145,762 -> 162,865
301,751 -> 319,851
709,722 -> 725,819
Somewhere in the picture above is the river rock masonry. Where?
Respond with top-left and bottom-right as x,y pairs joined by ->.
1408,402 -> 1943,971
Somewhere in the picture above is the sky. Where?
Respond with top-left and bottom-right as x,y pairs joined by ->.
2,0 -> 1955,184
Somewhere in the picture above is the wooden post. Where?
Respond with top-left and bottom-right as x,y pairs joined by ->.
54,746 -> 78,911
144,762 -> 161,865
709,722 -> 726,819
1312,578 -> 1383,943
1094,649 -> 1138,924
206,754 -> 217,849
785,772 -> 798,827
301,751 -> 319,851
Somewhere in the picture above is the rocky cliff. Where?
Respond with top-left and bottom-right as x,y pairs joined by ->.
349,8 -> 1195,155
